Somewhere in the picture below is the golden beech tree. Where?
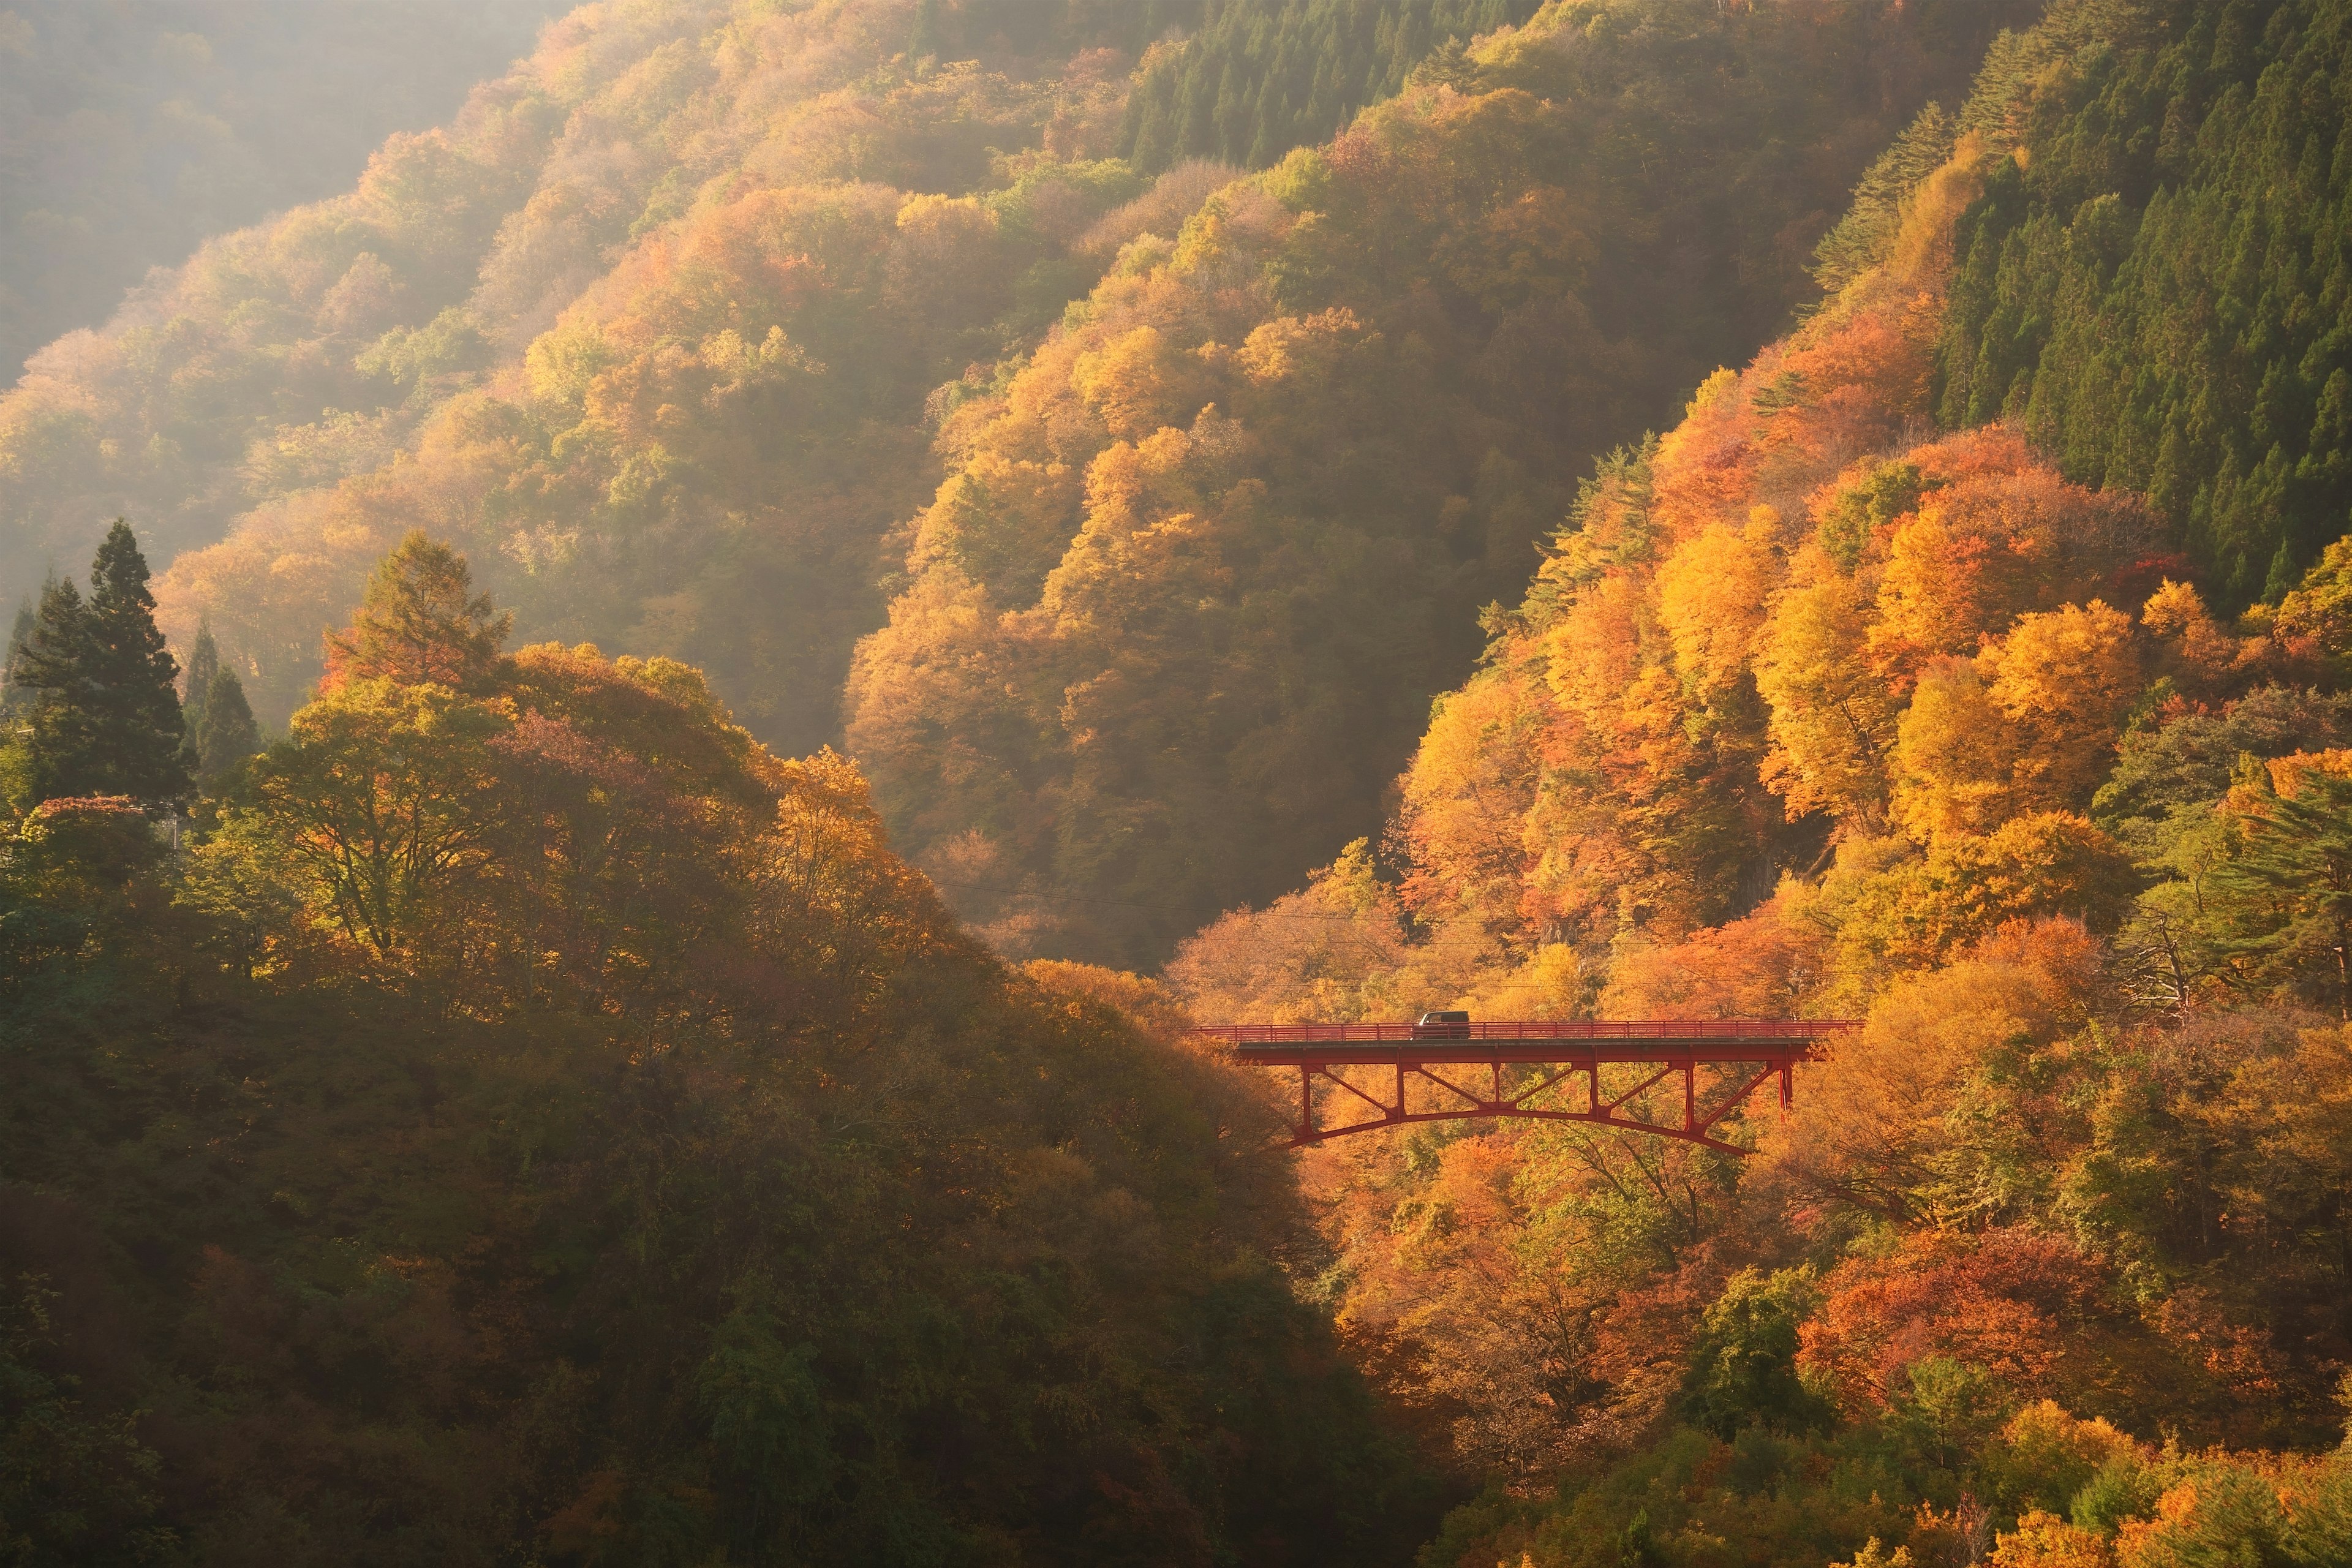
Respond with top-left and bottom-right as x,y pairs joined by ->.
1757,549 -> 1900,829
1656,512 -> 1781,703
233,678 -> 511,976
1893,602 -> 2140,842
1981,601 -> 2142,807
1395,669 -> 1547,938
1765,918 -> 2100,1216
1892,656 -> 2019,840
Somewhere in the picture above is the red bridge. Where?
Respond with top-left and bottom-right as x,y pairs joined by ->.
1189,1019 -> 1862,1153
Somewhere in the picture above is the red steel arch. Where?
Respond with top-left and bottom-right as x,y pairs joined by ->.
1189,1019 -> 1861,1154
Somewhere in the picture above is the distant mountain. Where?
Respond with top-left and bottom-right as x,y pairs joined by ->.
0,0 -> 559,375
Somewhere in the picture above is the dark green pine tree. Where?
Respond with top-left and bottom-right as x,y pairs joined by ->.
13,521 -> 192,809
83,520 -> 192,807
195,669 -> 261,791
2213,767 -> 2352,1021
179,618 -> 220,761
1,595 -> 34,714
10,575 -> 100,804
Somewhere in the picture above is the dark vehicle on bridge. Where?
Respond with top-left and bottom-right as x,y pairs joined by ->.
1411,1009 -> 1471,1039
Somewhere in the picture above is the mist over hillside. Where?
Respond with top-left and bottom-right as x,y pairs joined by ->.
0,0 -> 2023,965
0,0 -> 560,376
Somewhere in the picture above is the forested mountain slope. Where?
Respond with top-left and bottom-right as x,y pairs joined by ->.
1157,0 -> 2352,1559
0,0 -> 557,377
1115,0 -> 1547,170
1933,0 -> 2352,607
0,530 -> 1434,1564
0,0 -> 1165,744
0,0 -> 2020,944
846,0 -> 2032,965
0,0 -> 1535,739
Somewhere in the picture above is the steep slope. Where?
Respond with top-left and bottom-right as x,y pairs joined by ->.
1257,0 -> 2352,982
0,0 -> 557,375
1931,0 -> 2352,607
1117,0 -> 1547,170
0,0 -> 1164,744
0,536 -> 1436,1564
845,0 -> 2032,967
1153,1 -> 2352,1558
0,0 -> 1563,754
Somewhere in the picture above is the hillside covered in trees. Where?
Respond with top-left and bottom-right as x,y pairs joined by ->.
846,0 -> 2030,962
0,0 -> 557,376
1,526 -> 1436,1563
1167,0 -> 2352,1560
0,0 -> 2020,924
8,0 -> 2352,1562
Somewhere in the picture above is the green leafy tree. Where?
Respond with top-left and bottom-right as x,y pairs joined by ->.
2212,766 -> 2352,1018
234,678 -> 508,972
1681,1268 -> 1833,1439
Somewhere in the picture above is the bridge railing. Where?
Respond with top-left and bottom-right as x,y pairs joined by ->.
1187,1019 -> 1862,1046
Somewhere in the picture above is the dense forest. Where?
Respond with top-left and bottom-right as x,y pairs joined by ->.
1,526 -> 1436,1562
1115,0 -> 1546,170
1170,0 -> 2352,1559
849,0 -> 2031,962
7,0 -> 2352,1562
0,0 -> 2019,907
0,0 -> 557,375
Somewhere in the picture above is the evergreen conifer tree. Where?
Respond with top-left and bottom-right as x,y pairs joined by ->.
180,620 -> 219,746
195,669 -> 262,790
2215,768 -> 2352,1021
10,575 -> 100,803
322,530 -> 510,691
83,519 -> 192,806
1,595 -> 34,715
9,522 -> 192,808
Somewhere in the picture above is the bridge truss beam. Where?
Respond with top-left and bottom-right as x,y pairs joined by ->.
1188,1022 -> 1860,1153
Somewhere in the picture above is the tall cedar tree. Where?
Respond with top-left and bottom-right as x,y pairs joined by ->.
2215,768 -> 2352,1019
10,524 -> 192,807
195,670 -> 260,790
322,530 -> 509,691
1,596 -> 32,712
179,621 -> 219,748
85,521 -> 192,806
9,575 -> 97,801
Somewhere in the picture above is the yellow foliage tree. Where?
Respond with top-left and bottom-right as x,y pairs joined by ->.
1981,600 -> 2142,806
1656,511 -> 1780,701
1757,549 -> 1899,828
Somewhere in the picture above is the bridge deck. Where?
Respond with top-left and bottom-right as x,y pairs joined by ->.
1193,1019 -> 1863,1151
1194,1019 -> 1859,1066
